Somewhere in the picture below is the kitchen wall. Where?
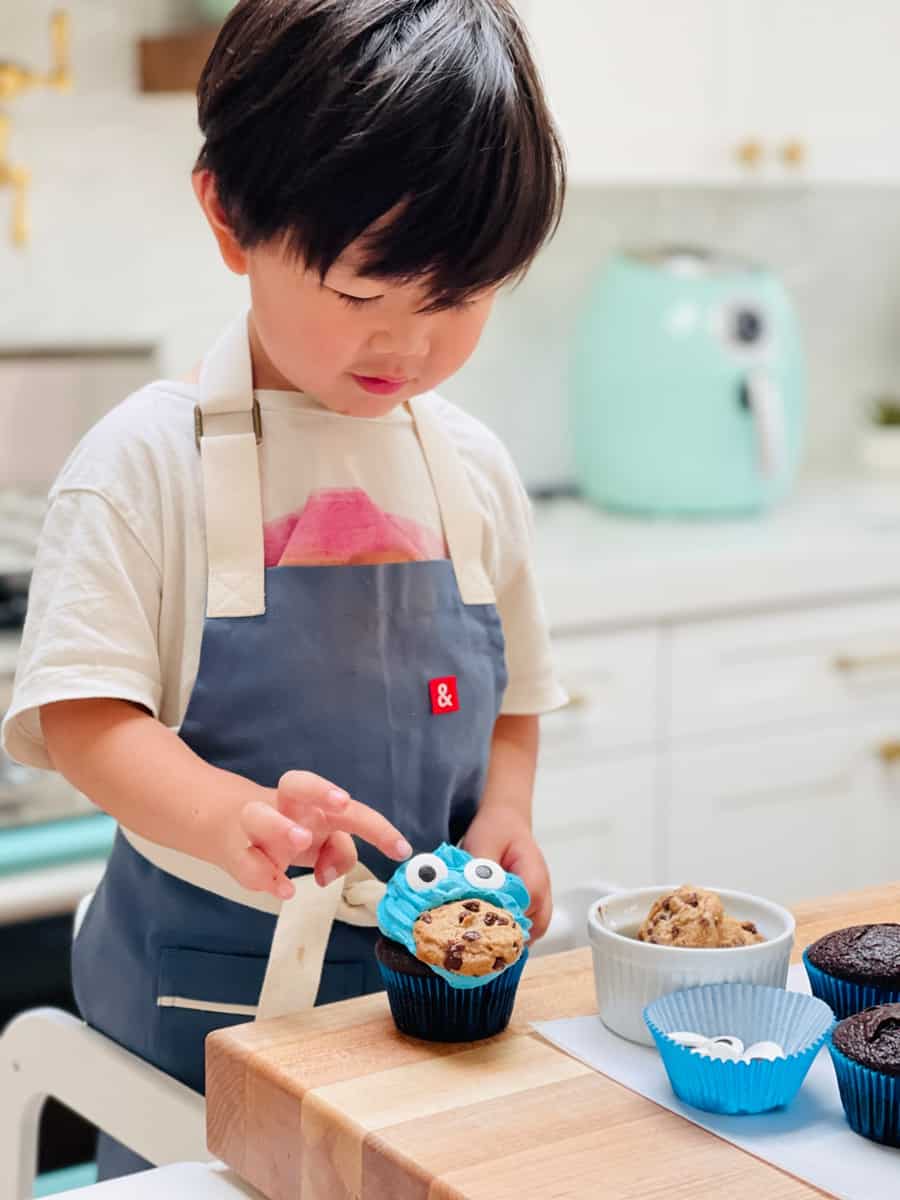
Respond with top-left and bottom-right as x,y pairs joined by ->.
4,1 -> 900,487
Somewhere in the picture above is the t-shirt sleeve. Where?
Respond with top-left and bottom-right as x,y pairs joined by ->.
1,487 -> 163,770
492,473 -> 568,715
462,425 -> 567,716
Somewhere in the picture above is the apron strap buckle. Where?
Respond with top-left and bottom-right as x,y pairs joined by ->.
194,397 -> 263,451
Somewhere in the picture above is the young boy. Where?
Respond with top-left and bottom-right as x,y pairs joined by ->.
2,0 -> 567,1178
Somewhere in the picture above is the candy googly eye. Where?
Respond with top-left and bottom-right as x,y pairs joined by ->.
405,853 -> 449,892
464,859 -> 507,890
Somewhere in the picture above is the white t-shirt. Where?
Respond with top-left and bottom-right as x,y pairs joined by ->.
2,381 -> 567,770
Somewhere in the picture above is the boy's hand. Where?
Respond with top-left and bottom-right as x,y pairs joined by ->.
226,771 -> 412,900
462,806 -> 553,941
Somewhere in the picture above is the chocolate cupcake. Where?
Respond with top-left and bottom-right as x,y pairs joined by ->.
828,1003 -> 900,1146
803,924 -> 900,1018
375,843 -> 531,1042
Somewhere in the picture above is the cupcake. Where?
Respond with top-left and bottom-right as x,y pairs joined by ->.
804,924 -> 900,1018
828,1003 -> 900,1146
375,843 -> 531,1042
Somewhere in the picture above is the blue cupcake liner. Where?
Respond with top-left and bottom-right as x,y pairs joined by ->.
377,950 -> 528,1042
827,1036 -> 900,1147
644,982 -> 835,1115
803,950 -> 900,1020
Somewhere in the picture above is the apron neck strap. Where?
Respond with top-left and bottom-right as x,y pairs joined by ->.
407,395 -> 495,605
195,311 -> 496,616
196,311 -> 266,618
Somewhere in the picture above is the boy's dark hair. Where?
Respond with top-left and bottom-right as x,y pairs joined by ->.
196,0 -> 565,309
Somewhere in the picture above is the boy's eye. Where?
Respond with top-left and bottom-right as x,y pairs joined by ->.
334,290 -> 381,308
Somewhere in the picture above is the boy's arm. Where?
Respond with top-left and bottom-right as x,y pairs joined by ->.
462,713 -> 553,938
41,698 -> 411,898
477,713 -> 539,826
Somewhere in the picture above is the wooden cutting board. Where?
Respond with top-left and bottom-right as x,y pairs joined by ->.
206,882 -> 900,1200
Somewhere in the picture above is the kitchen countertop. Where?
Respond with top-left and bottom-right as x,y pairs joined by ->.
533,476 -> 900,631
206,881 -> 900,1200
4,479 -> 900,659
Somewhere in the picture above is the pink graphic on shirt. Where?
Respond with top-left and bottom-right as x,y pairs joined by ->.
264,488 -> 446,567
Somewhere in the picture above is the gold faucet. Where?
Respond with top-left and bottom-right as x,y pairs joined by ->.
0,10 -> 72,247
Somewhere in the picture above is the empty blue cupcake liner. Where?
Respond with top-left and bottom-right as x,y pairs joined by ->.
377,949 -> 528,1042
827,1036 -> 900,1147
644,982 -> 835,1115
803,950 -> 900,1020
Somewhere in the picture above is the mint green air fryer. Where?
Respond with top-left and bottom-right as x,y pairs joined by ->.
572,248 -> 806,516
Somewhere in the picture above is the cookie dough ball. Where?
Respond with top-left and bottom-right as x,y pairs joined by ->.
637,886 -> 724,947
719,916 -> 765,947
413,898 -> 524,976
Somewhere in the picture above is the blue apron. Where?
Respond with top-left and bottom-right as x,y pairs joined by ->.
71,313 -> 507,1178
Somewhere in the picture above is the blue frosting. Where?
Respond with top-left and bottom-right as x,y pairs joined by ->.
377,843 -> 532,990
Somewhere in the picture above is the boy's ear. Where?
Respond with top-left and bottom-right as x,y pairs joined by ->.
192,170 -> 248,276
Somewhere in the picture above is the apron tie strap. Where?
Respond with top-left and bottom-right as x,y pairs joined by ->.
119,827 -> 387,1020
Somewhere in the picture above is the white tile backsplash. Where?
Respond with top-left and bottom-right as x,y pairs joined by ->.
4,3 -> 900,487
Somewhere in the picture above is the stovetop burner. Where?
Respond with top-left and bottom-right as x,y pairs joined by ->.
0,574 -> 29,631
0,491 -> 45,632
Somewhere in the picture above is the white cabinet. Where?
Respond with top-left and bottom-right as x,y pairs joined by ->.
666,715 -> 900,905
669,598 -> 900,742
533,754 -> 657,893
535,627 -> 659,892
544,628 -> 658,756
522,0 -> 733,183
519,0 -> 900,183
727,0 -> 900,183
538,594 -> 900,903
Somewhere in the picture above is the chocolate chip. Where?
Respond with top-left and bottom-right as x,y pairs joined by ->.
741,921 -> 758,934
462,901 -> 481,912
492,957 -> 506,970
684,892 -> 699,907
449,941 -> 465,953
483,912 -> 497,926
462,930 -> 481,941
458,914 -> 466,923
421,912 -> 432,924
495,916 -> 509,926
445,953 -> 463,971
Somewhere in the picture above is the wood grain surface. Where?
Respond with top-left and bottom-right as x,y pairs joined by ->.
207,882 -> 900,1200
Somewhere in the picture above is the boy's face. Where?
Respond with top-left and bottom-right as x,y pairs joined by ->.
195,173 -> 498,418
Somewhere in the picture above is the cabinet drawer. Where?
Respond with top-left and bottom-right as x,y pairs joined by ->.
534,754 -> 657,891
542,628 -> 659,758
665,714 -> 900,905
670,598 -> 900,740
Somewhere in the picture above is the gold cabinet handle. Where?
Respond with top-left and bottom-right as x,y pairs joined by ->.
735,139 -> 764,169
48,10 -> 73,93
780,139 -> 807,168
878,740 -> 900,765
11,164 -> 30,247
834,651 -> 900,673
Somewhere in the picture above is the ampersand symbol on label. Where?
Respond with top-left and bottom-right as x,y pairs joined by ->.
429,675 -> 460,715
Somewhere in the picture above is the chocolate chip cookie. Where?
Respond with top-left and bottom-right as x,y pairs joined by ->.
413,898 -> 524,976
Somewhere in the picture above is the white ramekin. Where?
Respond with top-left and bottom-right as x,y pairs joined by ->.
587,885 -> 796,1045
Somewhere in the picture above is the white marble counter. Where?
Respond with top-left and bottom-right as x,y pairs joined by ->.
533,477 -> 900,631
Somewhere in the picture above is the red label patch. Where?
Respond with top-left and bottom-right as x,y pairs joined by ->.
429,676 -> 460,714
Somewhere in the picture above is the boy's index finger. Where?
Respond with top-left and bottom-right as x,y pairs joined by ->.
327,797 -> 412,861
277,771 -> 350,817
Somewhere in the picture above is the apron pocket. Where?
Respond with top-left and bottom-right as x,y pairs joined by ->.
155,946 -> 267,1091
317,959 -> 368,1005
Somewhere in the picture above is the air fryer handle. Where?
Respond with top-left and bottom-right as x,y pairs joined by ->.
743,366 -> 786,479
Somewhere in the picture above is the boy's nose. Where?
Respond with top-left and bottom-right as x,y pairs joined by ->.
368,322 -> 430,360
